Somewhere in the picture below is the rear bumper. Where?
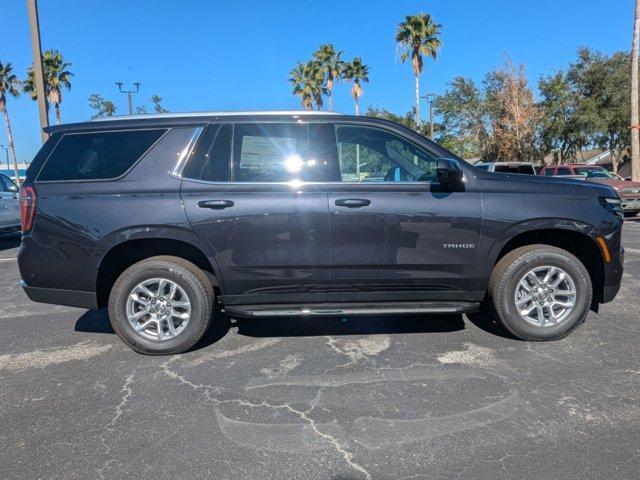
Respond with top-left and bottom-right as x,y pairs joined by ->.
21,281 -> 98,309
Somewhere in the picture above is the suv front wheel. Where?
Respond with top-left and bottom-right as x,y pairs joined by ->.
489,244 -> 592,341
108,256 -> 214,355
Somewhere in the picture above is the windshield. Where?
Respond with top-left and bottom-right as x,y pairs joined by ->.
574,168 -> 617,179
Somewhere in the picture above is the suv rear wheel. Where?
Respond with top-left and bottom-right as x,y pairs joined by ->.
108,256 -> 214,355
489,244 -> 592,341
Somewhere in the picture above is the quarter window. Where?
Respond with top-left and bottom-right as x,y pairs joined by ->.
335,125 -> 438,182
37,129 -> 166,181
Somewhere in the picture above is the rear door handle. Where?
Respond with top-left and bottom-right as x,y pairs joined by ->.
197,199 -> 235,209
335,198 -> 371,208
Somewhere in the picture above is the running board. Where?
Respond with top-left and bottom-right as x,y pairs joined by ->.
223,301 -> 479,318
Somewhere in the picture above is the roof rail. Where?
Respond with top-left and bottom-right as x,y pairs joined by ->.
91,110 -> 343,122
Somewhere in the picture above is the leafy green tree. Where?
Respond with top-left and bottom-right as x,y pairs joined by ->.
313,44 -> 345,111
289,61 -> 326,110
366,106 -> 418,129
343,58 -> 369,115
396,13 -> 442,125
434,77 -> 488,158
23,49 -> 73,124
88,93 -> 116,118
151,94 -> 168,113
537,71 -> 587,163
0,61 -> 21,185
568,48 -> 631,173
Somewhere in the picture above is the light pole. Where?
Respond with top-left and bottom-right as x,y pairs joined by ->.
26,0 -> 49,143
420,93 -> 436,140
0,145 -> 8,175
115,81 -> 141,115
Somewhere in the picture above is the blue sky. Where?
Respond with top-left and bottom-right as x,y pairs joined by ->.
2,0 -> 635,162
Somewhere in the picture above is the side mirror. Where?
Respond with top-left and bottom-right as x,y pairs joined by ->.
625,177 -> 632,182
436,158 -> 463,185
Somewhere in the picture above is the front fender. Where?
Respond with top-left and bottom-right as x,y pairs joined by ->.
482,217 -> 600,276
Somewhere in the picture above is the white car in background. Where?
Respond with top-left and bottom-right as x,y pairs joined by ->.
0,174 -> 20,234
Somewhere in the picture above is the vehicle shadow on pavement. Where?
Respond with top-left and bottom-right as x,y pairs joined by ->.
74,307 -> 517,351
0,233 -> 20,252
233,314 -> 465,339
74,309 -> 115,334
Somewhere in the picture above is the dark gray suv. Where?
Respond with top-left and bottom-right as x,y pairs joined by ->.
18,112 -> 624,354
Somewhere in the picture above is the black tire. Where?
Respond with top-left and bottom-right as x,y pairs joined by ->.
488,244 -> 592,341
108,256 -> 214,355
623,210 -> 639,218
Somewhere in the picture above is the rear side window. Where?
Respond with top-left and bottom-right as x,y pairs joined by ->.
232,123 -> 310,182
37,129 -> 166,181
556,168 -> 572,175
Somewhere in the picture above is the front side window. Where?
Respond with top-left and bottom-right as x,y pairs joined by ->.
233,123 -> 314,182
335,125 -> 437,182
556,168 -> 572,175
37,129 -> 166,181
543,169 -> 555,176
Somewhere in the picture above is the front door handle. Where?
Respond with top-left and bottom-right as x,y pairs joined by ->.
335,198 -> 371,208
198,199 -> 235,209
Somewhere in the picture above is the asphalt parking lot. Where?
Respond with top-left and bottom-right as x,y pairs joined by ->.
1,220 -> 639,480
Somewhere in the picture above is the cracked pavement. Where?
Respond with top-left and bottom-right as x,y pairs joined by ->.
0,218 -> 639,479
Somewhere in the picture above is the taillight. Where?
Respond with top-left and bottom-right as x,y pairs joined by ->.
20,185 -> 37,233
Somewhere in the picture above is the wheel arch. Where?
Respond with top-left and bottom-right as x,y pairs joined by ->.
488,221 -> 605,307
95,227 -> 224,309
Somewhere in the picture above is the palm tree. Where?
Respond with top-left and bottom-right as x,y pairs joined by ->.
343,58 -> 369,115
396,13 -> 442,125
313,44 -> 345,111
289,61 -> 326,110
23,49 -> 73,124
0,61 -> 21,186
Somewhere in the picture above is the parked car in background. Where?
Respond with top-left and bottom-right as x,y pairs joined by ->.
17,112 -> 624,355
474,162 -> 537,175
0,173 -> 20,234
539,164 -> 640,217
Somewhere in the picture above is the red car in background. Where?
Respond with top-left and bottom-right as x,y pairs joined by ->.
539,164 -> 640,217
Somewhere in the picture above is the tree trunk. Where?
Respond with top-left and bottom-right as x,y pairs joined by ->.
632,0 -> 640,181
414,74 -> 420,126
2,107 -> 21,186
55,103 -> 61,125
328,89 -> 333,111
611,149 -> 620,174
354,97 -> 359,116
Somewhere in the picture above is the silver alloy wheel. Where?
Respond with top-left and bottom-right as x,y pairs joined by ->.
126,278 -> 191,341
514,266 -> 577,327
